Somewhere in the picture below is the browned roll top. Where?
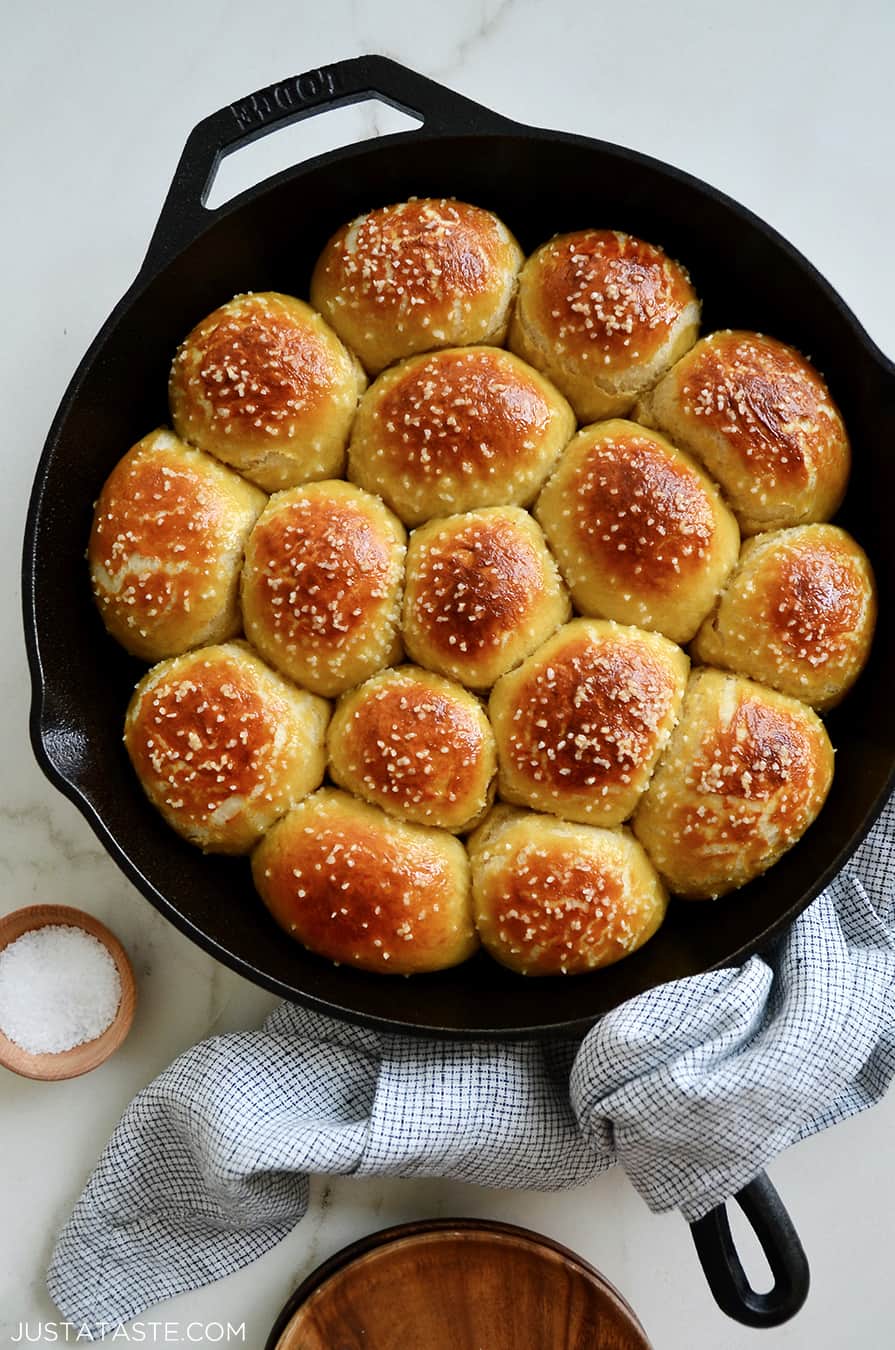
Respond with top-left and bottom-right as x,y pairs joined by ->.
171,293 -> 341,440
762,537 -> 866,658
538,230 -> 695,363
374,348 -> 553,481
247,489 -> 397,650
315,198 -> 513,315
699,698 -> 813,802
128,663 -> 270,811
252,790 -> 476,974
327,667 -> 495,830
565,427 -> 717,592
413,514 -> 546,656
675,332 -> 834,485
505,633 -> 677,793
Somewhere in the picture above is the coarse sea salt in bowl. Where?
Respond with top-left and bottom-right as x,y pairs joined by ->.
0,905 -> 136,1080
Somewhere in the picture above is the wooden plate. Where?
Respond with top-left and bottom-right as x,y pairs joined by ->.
267,1219 -> 653,1350
0,904 -> 136,1080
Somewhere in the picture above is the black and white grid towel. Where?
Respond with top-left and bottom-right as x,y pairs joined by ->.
48,797 -> 895,1336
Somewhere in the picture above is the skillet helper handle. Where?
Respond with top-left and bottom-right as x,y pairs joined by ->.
142,54 -> 513,273
689,1170 -> 810,1327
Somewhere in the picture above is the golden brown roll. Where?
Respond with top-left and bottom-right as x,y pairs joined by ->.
241,480 -> 405,697
403,508 -> 571,690
468,805 -> 668,975
691,524 -> 876,710
124,641 -> 329,854
347,347 -> 575,526
489,618 -> 689,826
635,330 -> 850,535
632,668 -> 834,899
88,428 -> 267,661
252,789 -> 477,974
168,291 -> 366,491
535,419 -> 739,643
508,229 -> 700,423
310,198 -> 524,375
327,666 -> 497,831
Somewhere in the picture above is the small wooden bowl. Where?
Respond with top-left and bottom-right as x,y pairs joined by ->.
0,904 -> 136,1080
267,1219 -> 653,1350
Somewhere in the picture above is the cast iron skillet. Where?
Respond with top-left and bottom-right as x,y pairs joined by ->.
22,57 -> 895,1326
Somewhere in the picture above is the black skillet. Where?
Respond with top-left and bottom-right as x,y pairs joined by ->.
22,56 -> 895,1327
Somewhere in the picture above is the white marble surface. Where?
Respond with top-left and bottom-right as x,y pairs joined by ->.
2,1 -> 894,1345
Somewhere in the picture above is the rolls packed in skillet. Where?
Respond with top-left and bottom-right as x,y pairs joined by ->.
85,185 -> 874,986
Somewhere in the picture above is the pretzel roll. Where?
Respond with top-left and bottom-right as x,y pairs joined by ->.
692,524 -> 876,710
347,346 -> 575,526
489,619 -> 689,826
403,508 -> 571,690
536,420 -> 739,643
124,642 -> 329,854
468,805 -> 668,975
169,292 -> 366,491
632,668 -> 834,899
636,331 -> 850,535
241,480 -> 405,697
310,198 -> 523,375
509,229 -> 700,422
88,428 -> 267,661
327,666 -> 497,831
252,789 -> 477,974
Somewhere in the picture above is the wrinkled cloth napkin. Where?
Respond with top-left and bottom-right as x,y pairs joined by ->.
48,797 -> 895,1336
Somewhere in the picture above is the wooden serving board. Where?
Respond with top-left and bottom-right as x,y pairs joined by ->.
269,1220 -> 652,1350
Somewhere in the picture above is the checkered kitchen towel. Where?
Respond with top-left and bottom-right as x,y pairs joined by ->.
48,797 -> 895,1336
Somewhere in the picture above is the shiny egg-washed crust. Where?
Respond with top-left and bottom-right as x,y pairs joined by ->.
347,346 -> 576,526
692,524 -> 876,710
509,229 -> 700,423
632,668 -> 834,899
252,789 -> 478,975
168,292 -> 367,492
489,618 -> 689,826
88,429 -> 267,662
402,507 -> 571,690
124,642 -> 329,854
310,199 -> 524,375
635,330 -> 851,535
240,480 -> 406,698
535,420 -> 739,643
468,804 -> 668,975
327,666 -> 497,832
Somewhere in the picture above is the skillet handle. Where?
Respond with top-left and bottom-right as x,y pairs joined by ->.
689,1170 -> 810,1327
141,55 -> 514,274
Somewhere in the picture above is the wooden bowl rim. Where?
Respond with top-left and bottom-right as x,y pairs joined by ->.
0,903 -> 136,1080
267,1217 -> 653,1350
